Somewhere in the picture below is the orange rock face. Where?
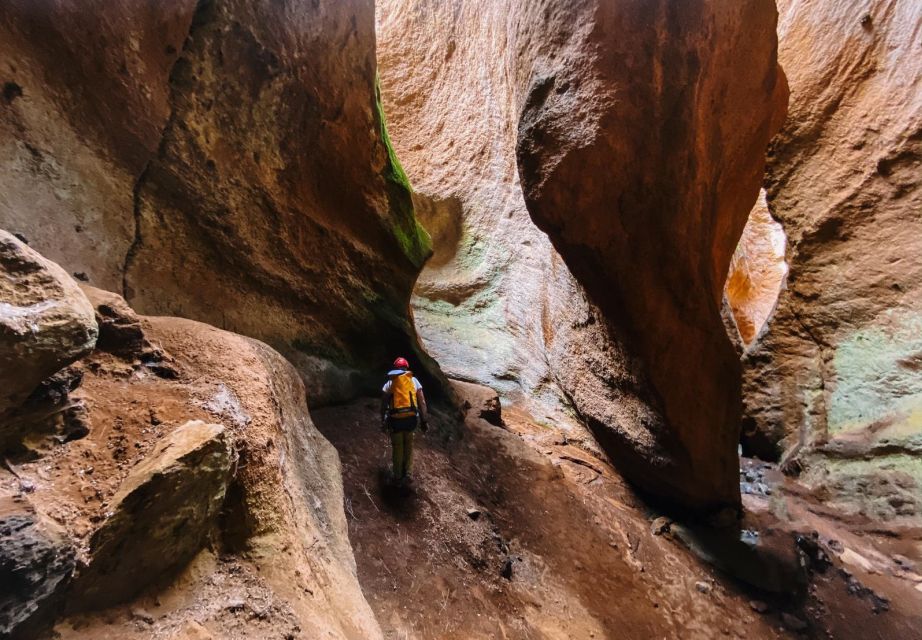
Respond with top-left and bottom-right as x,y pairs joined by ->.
380,0 -> 787,510
0,0 -> 431,402
515,0 -> 788,509
725,191 -> 788,346
741,0 -> 922,518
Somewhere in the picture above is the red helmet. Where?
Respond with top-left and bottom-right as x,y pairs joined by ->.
393,357 -> 409,369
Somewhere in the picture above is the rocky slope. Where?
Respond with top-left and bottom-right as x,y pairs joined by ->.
379,0 -> 787,510
0,0 -> 431,403
740,0 -> 922,524
0,249 -> 380,638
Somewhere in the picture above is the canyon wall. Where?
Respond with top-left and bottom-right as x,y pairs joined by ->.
725,190 -> 787,348
741,0 -> 922,522
514,0 -> 786,509
379,0 -> 786,510
0,0 -> 432,403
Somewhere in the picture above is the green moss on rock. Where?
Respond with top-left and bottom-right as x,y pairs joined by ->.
374,74 -> 432,268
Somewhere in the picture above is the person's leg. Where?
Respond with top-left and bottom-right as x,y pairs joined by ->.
404,431 -> 415,477
391,430 -> 404,479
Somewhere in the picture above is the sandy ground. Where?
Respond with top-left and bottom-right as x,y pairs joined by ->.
314,382 -> 922,640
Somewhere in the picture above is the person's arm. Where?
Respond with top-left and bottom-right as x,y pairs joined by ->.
416,389 -> 429,431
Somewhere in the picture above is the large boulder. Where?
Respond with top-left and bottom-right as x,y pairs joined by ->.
76,420 -> 234,609
0,494 -> 75,638
0,230 -> 97,419
0,0 -> 433,402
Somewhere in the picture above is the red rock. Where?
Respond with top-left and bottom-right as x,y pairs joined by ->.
513,0 -> 787,509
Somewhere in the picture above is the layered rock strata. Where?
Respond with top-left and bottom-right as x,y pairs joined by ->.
0,0 -> 431,402
379,0 -> 786,509
740,0 -> 922,523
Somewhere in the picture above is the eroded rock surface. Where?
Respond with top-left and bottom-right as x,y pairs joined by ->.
0,230 -> 97,420
0,495 -> 75,638
725,191 -> 788,347
740,0 -> 922,523
0,0 -> 431,402
380,0 -> 786,509
514,0 -> 787,509
76,421 -> 234,609
0,283 -> 381,638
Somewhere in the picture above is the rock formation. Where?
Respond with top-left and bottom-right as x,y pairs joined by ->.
379,0 -> 786,509
0,496 -> 75,638
76,420 -> 235,609
0,0 -> 431,403
740,0 -> 922,523
0,265 -> 381,638
514,0 -> 787,509
725,191 -> 788,347
0,231 -> 97,428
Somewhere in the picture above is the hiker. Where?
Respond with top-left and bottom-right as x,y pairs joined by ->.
380,357 -> 429,484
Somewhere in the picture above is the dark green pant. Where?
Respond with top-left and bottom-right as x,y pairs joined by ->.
387,413 -> 417,480
390,431 -> 414,479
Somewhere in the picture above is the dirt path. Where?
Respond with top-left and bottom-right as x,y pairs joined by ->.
312,385 -> 790,640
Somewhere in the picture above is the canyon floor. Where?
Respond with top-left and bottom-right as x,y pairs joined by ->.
315,383 -> 922,640
5,312 -> 919,639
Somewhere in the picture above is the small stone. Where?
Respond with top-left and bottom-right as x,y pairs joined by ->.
695,581 -> 712,594
500,557 -> 513,580
892,554 -> 913,569
750,600 -> 769,613
650,516 -> 671,536
225,598 -> 246,612
130,607 -> 154,624
781,612 -> 808,632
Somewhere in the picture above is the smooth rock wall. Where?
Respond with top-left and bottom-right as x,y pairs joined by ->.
0,0 -> 432,402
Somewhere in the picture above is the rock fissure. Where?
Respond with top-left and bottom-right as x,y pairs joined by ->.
122,0 -> 216,303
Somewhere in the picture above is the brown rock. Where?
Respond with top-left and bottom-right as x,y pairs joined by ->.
0,495 -> 76,638
380,0 -> 787,510
76,420 -> 234,609
80,285 -> 147,358
725,191 -> 788,346
0,0 -> 433,402
380,4 -> 657,473
514,0 -> 787,510
0,231 -> 98,422
739,0 -> 922,517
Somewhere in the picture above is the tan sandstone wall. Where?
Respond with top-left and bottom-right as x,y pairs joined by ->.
379,0 -> 786,510
741,0 -> 922,522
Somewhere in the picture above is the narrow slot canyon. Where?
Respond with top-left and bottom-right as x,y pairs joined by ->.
0,1 -> 920,639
